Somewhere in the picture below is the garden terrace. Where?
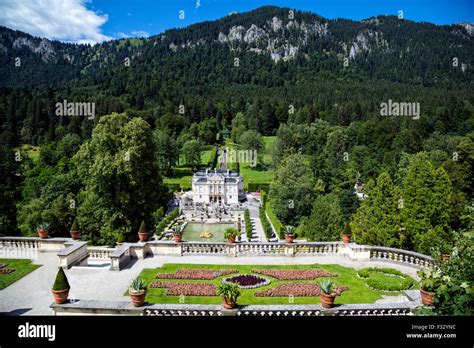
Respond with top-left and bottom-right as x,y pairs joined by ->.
134,263 -> 418,305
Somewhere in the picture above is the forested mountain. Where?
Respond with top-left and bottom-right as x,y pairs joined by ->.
0,6 -> 473,253
0,6 -> 473,146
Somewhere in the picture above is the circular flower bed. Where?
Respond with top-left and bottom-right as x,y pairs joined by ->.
223,274 -> 270,289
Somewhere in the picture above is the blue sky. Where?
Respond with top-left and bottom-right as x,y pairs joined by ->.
91,0 -> 474,39
0,0 -> 473,44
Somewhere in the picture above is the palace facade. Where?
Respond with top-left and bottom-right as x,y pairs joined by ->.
190,168 -> 245,205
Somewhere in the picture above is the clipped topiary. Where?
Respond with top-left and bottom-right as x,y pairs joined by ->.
343,222 -> 351,235
117,233 -> 126,243
52,267 -> 70,291
138,220 -> 147,234
70,219 -> 79,232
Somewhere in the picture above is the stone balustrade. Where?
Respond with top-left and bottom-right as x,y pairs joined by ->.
368,246 -> 435,269
181,242 -> 227,255
51,300 -> 418,316
87,247 -> 115,261
0,235 -> 437,272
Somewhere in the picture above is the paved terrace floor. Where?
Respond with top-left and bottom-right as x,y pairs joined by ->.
0,251 -> 421,316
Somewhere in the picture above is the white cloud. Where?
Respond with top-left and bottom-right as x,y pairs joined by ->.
131,30 -> 149,38
0,0 -> 112,44
117,32 -> 130,39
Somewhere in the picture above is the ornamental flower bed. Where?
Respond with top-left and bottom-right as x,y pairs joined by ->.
254,283 -> 348,297
222,274 -> 270,289
0,263 -> 6,268
156,269 -> 239,280
149,282 -> 217,296
252,269 -> 337,280
0,268 -> 15,274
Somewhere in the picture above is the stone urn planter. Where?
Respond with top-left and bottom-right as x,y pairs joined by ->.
319,279 -> 337,308
129,289 -> 147,307
37,222 -> 50,239
227,236 -> 236,244
342,222 -> 352,244
222,297 -> 237,309
129,277 -> 147,307
285,234 -> 295,243
70,230 -> 80,240
69,219 -> 80,240
172,234 -> 182,243
224,227 -> 239,244
342,234 -> 352,244
137,220 -> 148,242
420,288 -> 435,306
138,232 -> 148,242
52,267 -> 70,304
38,229 -> 49,239
52,289 -> 70,304
217,282 -> 240,310
319,292 -> 336,308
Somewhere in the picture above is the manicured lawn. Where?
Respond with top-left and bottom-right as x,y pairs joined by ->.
129,263 -> 414,305
0,259 -> 41,290
225,136 -> 276,188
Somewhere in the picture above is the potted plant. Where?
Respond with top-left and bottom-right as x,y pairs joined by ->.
37,222 -> 50,239
342,222 -> 352,244
319,279 -> 337,308
418,269 -> 441,305
129,277 -> 147,307
69,219 -> 80,240
284,225 -> 295,243
217,282 -> 240,309
138,220 -> 148,242
51,267 -> 70,304
172,225 -> 183,243
224,227 -> 239,244
440,243 -> 451,262
116,233 -> 125,247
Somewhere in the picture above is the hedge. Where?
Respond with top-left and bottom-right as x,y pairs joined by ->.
156,208 -> 180,236
244,209 -> 252,241
259,207 -> 273,240
247,183 -> 270,193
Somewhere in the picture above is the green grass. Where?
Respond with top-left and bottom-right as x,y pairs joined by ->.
225,136 -> 276,188
0,259 -> 41,289
128,263 -> 409,305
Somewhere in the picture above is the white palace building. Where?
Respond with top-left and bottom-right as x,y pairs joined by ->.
189,168 -> 245,205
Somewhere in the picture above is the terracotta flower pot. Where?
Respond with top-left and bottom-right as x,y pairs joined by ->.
223,297 -> 236,309
285,234 -> 295,243
172,234 -> 182,243
138,232 -> 148,242
38,229 -> 48,239
129,289 -> 147,307
70,230 -> 81,240
420,288 -> 435,306
342,234 -> 352,244
320,293 -> 336,308
52,288 -> 69,304
227,236 -> 237,244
